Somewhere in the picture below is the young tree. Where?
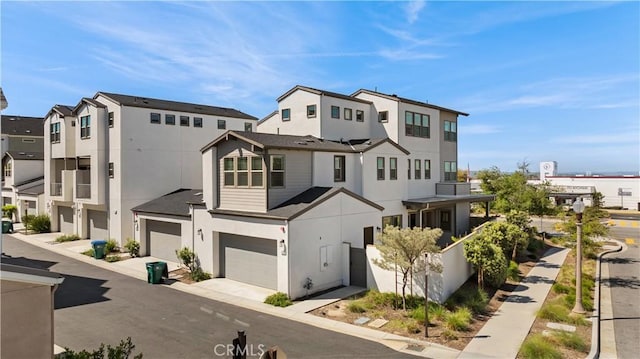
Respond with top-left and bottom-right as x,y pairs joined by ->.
463,234 -> 508,289
373,225 -> 442,310
482,221 -> 529,261
526,182 -> 556,230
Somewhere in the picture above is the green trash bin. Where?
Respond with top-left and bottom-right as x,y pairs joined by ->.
91,240 -> 107,259
146,261 -> 167,284
2,220 -> 13,234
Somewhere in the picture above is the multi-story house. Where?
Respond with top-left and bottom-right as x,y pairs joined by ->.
1,115 -> 45,221
44,92 -> 257,244
132,85 -> 493,299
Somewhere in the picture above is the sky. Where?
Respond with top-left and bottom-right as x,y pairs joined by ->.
1,1 -> 638,173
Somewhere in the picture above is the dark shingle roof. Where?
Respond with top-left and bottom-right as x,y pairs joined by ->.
5,151 -> 45,161
13,176 -> 44,188
97,92 -> 258,120
17,183 -> 44,195
131,189 -> 203,217
201,131 -> 409,155
277,85 -> 372,104
1,115 -> 44,136
352,89 -> 469,116
211,186 -> 383,220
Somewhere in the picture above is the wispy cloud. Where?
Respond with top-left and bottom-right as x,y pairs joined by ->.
405,0 -> 426,24
461,124 -> 502,135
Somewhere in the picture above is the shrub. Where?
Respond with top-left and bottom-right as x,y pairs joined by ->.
537,303 -> 570,322
410,306 -> 426,322
105,239 -> 118,254
106,255 -> 121,263
56,234 -> 81,242
445,307 -> 472,331
446,287 -> 489,314
519,334 -> 562,359
124,239 -> 140,257
189,267 -> 211,282
82,249 -> 95,257
507,260 -> 521,282
264,292 -> 293,307
550,331 -> 589,352
552,283 -> 571,294
55,337 -> 142,359
176,247 -> 197,272
27,214 -> 51,233
347,301 -> 367,313
442,329 -> 458,340
428,303 -> 448,321
405,321 -> 421,334
21,214 -> 35,228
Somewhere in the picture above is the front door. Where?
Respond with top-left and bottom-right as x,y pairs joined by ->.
349,247 -> 367,287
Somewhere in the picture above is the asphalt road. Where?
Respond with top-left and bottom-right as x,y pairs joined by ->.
2,235 -> 415,359
604,242 -> 640,359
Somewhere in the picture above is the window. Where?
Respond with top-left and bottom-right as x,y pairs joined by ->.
407,159 -> 411,179
217,119 -> 226,129
444,161 -> 457,181
415,159 -> 421,179
80,115 -> 91,139
244,122 -> 252,132
331,106 -> 340,119
165,114 -> 175,125
282,108 -> 291,121
378,111 -> 388,123
180,116 -> 189,126
50,123 -> 61,143
390,157 -> 397,180
424,160 -> 431,179
405,111 -> 430,138
382,215 -> 402,229
377,157 -> 385,180
4,161 -> 11,177
108,112 -> 114,127
150,113 -> 161,124
444,120 -> 457,141
270,155 -> 285,187
334,155 -> 345,182
108,162 -> 114,178
344,108 -> 352,121
440,211 -> 451,231
22,138 -> 35,143
223,158 -> 235,186
194,117 -> 203,128
307,105 -> 316,118
356,110 -> 364,122
250,157 -> 263,187
237,157 -> 249,186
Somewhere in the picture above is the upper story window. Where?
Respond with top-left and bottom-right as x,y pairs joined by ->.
415,159 -> 421,179
444,121 -> 457,141
270,155 -> 285,188
334,155 -> 345,182
80,115 -> 91,139
282,108 -> 291,121
331,106 -> 340,119
217,119 -> 226,130
390,157 -> 397,180
407,159 -> 411,179
307,105 -> 316,118
50,123 -> 61,143
405,111 -> 430,138
194,117 -> 203,128
108,112 -> 114,127
424,160 -> 431,179
251,157 -> 263,187
377,157 -> 385,180
378,111 -> 388,123
356,110 -> 364,122
165,114 -> 175,125
150,113 -> 161,124
223,156 -> 264,188
344,108 -> 352,121
180,116 -> 190,126
223,158 -> 235,186
4,160 -> 12,177
444,161 -> 457,181
244,122 -> 253,132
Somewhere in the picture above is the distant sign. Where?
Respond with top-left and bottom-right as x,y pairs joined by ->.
618,188 -> 632,196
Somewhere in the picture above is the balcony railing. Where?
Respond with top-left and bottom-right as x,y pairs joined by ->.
76,183 -> 91,199
51,182 -> 62,196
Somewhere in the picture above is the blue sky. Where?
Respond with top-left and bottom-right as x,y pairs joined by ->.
2,1 -> 638,173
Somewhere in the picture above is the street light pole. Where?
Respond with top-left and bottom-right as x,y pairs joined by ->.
572,197 -> 586,314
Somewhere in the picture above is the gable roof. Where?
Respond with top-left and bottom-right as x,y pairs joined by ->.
211,186 -> 384,221
201,130 -> 409,155
351,89 -> 469,117
45,105 -> 75,119
131,189 -> 203,217
5,151 -> 45,161
277,85 -> 372,104
96,92 -> 258,120
73,97 -> 107,112
1,115 -> 44,136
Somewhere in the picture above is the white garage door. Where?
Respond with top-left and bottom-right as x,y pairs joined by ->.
146,220 -> 182,262
219,233 -> 277,290
58,206 -> 74,234
87,210 -> 108,240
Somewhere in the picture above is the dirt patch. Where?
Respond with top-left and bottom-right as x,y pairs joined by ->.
169,268 -> 195,284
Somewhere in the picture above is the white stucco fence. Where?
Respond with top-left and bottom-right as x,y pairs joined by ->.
366,225 -> 487,303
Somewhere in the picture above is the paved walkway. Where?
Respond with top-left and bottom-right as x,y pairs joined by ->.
288,285 -> 367,313
458,246 -> 569,359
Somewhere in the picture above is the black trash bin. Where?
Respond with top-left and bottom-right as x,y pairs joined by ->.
91,240 -> 107,259
146,261 -> 168,284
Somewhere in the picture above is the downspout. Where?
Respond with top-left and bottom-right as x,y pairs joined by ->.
190,203 -> 195,252
286,219 -> 290,298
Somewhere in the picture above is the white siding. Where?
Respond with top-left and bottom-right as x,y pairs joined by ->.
267,150 -> 312,208
260,90 -> 321,137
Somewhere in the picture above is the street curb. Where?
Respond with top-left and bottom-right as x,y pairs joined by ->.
586,241 -> 623,359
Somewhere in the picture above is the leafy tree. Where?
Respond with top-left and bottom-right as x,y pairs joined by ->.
591,191 -> 604,209
373,225 -> 442,310
457,169 -> 469,182
2,204 -> 17,221
463,234 -> 508,289
527,182 -> 556,229
482,221 -> 529,261
55,337 -> 142,359
506,210 -> 531,233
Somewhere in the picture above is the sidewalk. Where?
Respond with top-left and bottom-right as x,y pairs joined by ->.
458,246 -> 569,359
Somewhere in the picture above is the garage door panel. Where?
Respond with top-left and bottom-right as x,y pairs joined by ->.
147,220 -> 182,262
220,234 -> 277,290
88,210 -> 108,240
58,206 -> 74,234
